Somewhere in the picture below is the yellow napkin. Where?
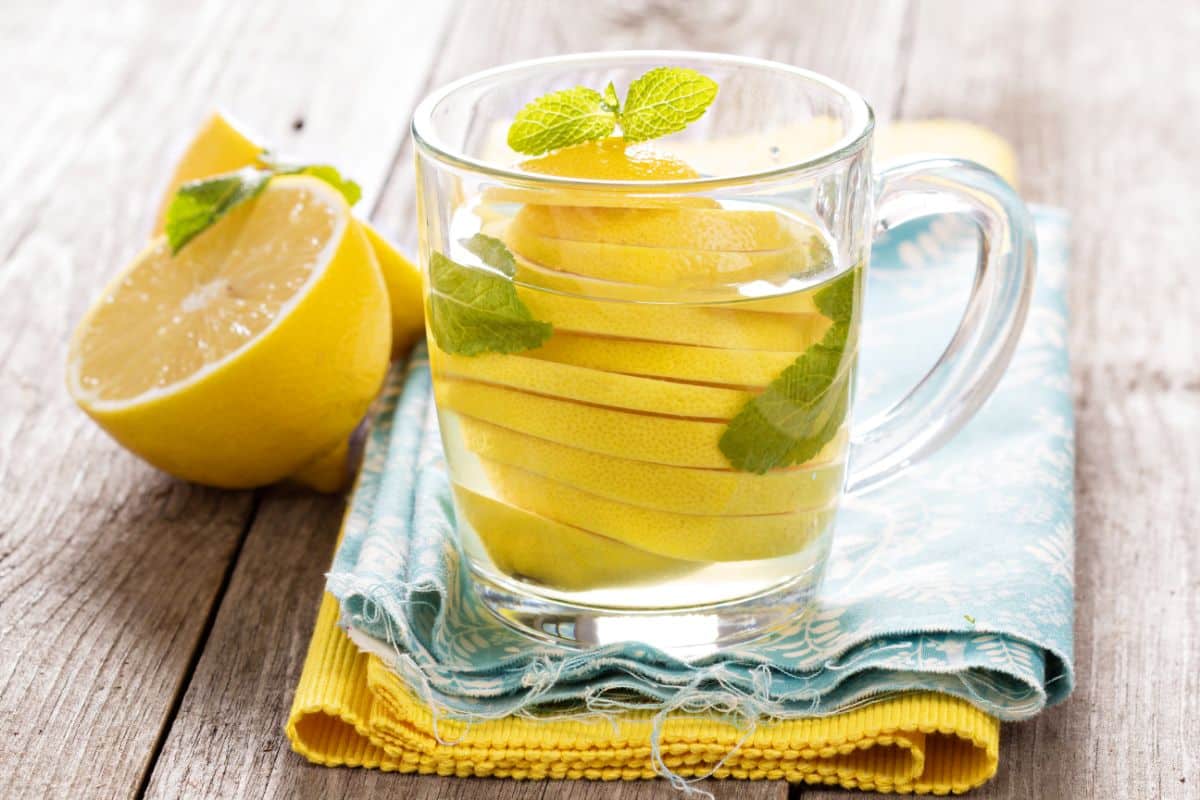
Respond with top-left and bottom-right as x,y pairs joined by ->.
287,120 -> 1017,793
288,590 -> 999,792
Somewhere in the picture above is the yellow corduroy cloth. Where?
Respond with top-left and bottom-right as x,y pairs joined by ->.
288,590 -> 999,793
287,120 -> 1017,793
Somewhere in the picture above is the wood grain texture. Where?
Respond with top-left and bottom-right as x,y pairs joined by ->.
0,3 -> 264,797
0,0 -> 452,797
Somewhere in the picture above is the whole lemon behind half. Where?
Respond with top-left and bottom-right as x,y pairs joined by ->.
68,176 -> 391,490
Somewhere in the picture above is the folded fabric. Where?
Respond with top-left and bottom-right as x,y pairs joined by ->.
287,207 -> 1074,793
289,590 -> 999,792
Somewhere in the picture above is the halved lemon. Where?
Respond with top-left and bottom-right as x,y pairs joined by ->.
153,110 -> 424,354
67,175 -> 391,489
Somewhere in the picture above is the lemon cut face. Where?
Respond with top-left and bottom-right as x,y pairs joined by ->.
77,180 -> 339,405
154,110 -> 425,354
68,176 -> 391,488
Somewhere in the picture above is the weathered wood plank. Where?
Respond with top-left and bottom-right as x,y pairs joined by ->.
805,1 -> 1200,798
146,1 -> 912,798
0,3 -> 264,796
0,0 -> 453,796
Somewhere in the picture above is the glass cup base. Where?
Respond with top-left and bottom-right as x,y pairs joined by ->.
471,563 -> 825,658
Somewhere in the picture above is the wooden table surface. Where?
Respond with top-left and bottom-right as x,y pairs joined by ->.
2,1 -> 1197,798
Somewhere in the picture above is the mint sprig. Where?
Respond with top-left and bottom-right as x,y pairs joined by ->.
507,67 -> 718,156
427,234 -> 552,356
164,161 -> 362,254
619,67 -> 719,143
719,267 -> 861,473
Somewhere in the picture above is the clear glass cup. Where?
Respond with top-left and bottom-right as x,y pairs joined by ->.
411,51 -> 1035,653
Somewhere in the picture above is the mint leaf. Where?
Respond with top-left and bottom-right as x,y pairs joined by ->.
461,232 -> 516,277
428,235 -> 552,356
619,67 -> 718,143
271,163 -> 362,205
601,81 -> 621,114
165,161 -> 362,255
507,87 -> 617,156
506,67 -> 718,155
719,266 -> 861,473
165,167 -> 271,254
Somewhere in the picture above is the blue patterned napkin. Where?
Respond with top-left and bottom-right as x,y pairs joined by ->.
327,207 -> 1074,724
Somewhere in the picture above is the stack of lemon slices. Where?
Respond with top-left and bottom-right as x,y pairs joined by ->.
66,114 -> 424,491
430,139 -> 850,590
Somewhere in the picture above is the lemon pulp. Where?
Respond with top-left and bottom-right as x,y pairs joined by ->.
69,176 -> 391,489
77,183 -> 338,404
153,110 -> 425,354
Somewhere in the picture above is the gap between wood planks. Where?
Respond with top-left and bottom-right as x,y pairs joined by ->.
133,495 -> 262,800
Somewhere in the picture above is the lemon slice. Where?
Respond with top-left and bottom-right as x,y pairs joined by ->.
153,111 -> 424,353
526,331 -> 808,386
481,462 -> 835,563
518,288 -> 828,351
519,138 -> 702,181
501,245 -> 823,312
430,346 -> 753,419
461,417 -> 846,516
505,227 -> 815,288
68,176 -> 391,488
512,204 -> 807,251
484,138 -> 719,209
454,485 -> 700,590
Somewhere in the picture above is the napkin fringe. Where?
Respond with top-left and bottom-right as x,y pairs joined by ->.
290,592 -> 1000,794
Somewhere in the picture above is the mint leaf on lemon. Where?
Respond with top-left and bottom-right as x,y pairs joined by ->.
506,67 -> 718,155
165,167 -> 271,254
269,162 -> 362,205
619,67 -> 718,143
507,87 -> 618,157
428,234 -> 552,356
719,266 -> 861,473
165,163 -> 361,254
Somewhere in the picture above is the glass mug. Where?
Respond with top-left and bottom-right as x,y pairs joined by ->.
412,51 -> 1034,652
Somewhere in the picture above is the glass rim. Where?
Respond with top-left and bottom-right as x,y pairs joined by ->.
410,50 -> 876,191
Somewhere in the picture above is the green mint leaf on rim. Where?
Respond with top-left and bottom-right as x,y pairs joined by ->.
719,266 -> 861,473
165,162 -> 362,254
507,87 -> 617,156
506,67 -> 718,155
619,67 -> 718,143
427,234 -> 552,356
165,167 -> 271,254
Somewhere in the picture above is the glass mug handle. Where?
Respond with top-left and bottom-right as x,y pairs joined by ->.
845,158 -> 1038,494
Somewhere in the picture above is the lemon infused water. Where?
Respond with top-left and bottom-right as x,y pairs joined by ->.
414,53 -> 1036,652
426,149 -> 862,649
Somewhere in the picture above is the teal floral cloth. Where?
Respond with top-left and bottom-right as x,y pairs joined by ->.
327,208 -> 1074,724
